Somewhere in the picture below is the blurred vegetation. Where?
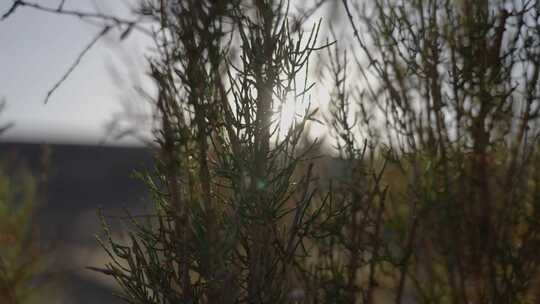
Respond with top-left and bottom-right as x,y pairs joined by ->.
342,0 -> 540,302
0,156 -> 57,304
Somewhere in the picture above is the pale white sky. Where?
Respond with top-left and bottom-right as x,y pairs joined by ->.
0,0 -> 152,145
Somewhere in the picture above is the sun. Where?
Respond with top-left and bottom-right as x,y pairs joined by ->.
273,90 -> 327,142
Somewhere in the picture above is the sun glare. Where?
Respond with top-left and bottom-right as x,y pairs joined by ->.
273,90 -> 328,143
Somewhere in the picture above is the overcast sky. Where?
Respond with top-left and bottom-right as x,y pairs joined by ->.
0,0 -> 153,145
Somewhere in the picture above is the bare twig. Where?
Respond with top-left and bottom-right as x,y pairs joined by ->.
2,0 -> 151,35
57,0 -> 66,11
44,26 -> 110,104
1,0 -> 22,20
